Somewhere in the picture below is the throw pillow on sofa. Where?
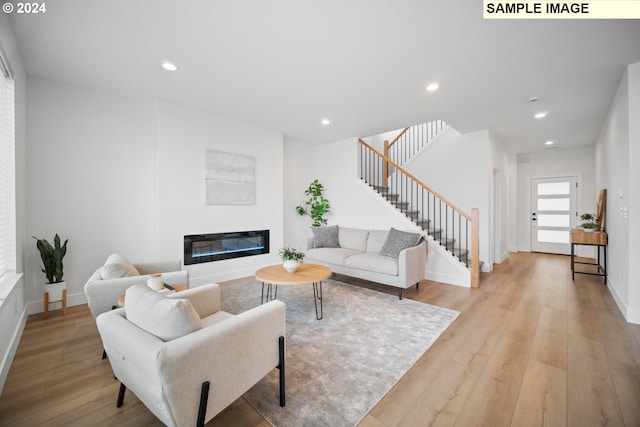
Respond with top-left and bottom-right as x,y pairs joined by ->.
311,225 -> 340,248
100,253 -> 140,280
379,227 -> 422,258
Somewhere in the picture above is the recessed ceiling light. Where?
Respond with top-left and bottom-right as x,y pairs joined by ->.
545,140 -> 554,145
426,83 -> 439,92
321,118 -> 331,126
534,112 -> 548,119
161,61 -> 178,71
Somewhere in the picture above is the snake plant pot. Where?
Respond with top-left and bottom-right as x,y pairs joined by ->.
45,281 -> 66,302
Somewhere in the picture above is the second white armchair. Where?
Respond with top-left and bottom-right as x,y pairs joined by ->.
84,253 -> 189,319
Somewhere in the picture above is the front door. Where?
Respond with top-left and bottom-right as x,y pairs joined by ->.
531,177 -> 577,255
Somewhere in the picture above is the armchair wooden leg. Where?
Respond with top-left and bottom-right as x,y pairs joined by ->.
278,336 -> 285,407
197,381 -> 210,427
399,288 -> 403,300
117,383 -> 126,407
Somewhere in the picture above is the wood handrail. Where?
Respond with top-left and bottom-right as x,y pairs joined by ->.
387,127 -> 409,150
359,138 -> 472,221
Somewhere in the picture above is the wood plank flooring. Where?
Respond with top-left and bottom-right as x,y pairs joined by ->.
1,252 -> 639,426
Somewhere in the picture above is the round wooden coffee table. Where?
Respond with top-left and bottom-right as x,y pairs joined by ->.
255,263 -> 331,320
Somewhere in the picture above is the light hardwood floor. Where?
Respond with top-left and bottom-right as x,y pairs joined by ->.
1,252 -> 639,426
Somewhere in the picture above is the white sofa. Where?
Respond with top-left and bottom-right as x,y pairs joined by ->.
303,226 -> 427,299
97,283 -> 286,427
84,254 -> 189,319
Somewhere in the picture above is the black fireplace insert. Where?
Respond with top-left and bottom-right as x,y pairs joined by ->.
184,230 -> 269,265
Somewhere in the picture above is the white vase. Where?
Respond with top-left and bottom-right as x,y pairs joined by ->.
147,273 -> 164,290
45,281 -> 66,302
283,260 -> 301,273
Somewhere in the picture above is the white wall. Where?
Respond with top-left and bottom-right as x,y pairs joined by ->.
283,138 -> 316,251
26,77 -> 285,310
0,13 -> 29,394
595,63 -> 640,324
516,147 -> 596,253
154,102 -> 284,284
628,63 -> 640,324
489,131 -> 511,264
403,128 -> 492,270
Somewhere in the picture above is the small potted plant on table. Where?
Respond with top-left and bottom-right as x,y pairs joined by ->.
580,213 -> 597,232
279,247 -> 305,273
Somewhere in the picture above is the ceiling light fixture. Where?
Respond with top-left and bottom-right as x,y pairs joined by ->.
545,140 -> 555,145
161,61 -> 178,71
534,112 -> 548,119
321,118 -> 331,126
426,83 -> 439,92
528,96 -> 541,102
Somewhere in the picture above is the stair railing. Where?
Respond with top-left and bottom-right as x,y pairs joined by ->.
359,138 -> 480,288
383,120 -> 446,183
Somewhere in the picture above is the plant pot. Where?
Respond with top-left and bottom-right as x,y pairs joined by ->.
283,260 -> 301,273
45,281 -> 66,302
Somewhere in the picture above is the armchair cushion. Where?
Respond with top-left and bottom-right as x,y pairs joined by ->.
125,284 -> 201,342
100,253 -> 140,279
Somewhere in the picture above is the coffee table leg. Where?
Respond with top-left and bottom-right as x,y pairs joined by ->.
312,281 -> 323,320
262,282 -> 278,304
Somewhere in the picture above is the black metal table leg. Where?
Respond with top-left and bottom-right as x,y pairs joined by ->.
261,282 -> 278,304
312,281 -> 323,320
571,242 -> 575,281
603,244 -> 607,284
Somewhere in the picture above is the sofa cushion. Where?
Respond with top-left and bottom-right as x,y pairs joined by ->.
366,230 -> 389,253
311,225 -> 340,248
305,247 -> 360,266
100,253 -> 140,280
379,228 -> 422,258
125,284 -> 201,342
338,227 -> 369,252
344,253 -> 399,276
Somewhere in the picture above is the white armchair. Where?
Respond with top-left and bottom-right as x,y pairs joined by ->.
96,283 -> 286,427
84,253 -> 189,319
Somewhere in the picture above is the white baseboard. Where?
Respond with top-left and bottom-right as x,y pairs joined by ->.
28,291 -> 88,315
606,277 -> 640,325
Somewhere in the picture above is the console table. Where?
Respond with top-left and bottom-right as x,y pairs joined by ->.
570,228 -> 607,284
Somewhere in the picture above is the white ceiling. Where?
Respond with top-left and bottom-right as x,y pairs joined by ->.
8,0 -> 640,153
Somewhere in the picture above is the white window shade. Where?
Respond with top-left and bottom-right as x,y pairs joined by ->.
0,63 -> 15,278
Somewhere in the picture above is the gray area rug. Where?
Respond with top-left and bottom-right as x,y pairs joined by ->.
221,279 -> 459,427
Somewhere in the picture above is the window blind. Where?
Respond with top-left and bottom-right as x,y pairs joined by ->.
0,52 -> 15,278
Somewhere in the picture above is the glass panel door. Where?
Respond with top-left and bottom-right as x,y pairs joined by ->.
531,177 -> 577,255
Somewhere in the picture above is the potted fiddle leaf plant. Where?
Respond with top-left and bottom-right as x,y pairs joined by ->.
34,234 -> 68,304
279,246 -> 305,273
296,179 -> 331,227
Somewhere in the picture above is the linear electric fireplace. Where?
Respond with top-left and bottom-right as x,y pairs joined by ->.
184,230 -> 269,265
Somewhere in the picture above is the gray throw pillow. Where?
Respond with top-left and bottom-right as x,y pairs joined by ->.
379,227 -> 422,258
312,225 -> 340,248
